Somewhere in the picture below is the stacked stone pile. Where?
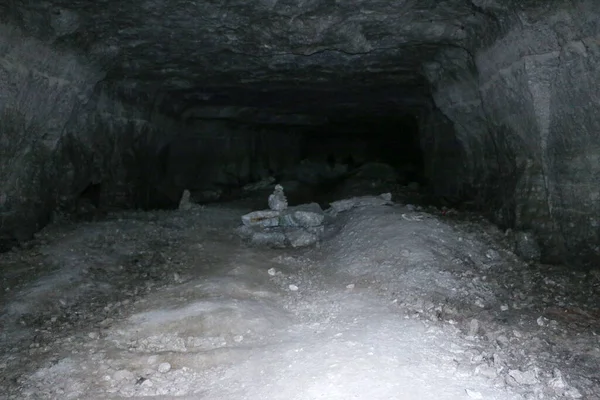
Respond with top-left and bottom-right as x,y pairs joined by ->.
236,185 -> 325,248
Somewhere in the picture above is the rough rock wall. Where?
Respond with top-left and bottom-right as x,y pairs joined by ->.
70,89 -> 181,211
0,24 -> 99,244
426,2 -> 600,266
418,105 -> 468,202
0,24 -> 179,247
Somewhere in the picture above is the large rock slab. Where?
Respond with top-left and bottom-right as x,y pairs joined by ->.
238,203 -> 325,248
279,203 -> 325,228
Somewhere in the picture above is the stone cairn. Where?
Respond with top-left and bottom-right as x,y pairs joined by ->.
268,184 -> 288,211
236,184 -> 325,248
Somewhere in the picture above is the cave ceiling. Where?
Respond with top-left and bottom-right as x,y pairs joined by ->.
2,0 -> 553,117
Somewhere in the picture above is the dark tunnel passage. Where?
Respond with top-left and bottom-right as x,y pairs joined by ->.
304,114 -> 426,184
145,111 -> 431,213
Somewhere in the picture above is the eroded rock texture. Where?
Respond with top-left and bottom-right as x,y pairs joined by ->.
426,2 -> 600,266
1,0 -> 599,267
0,24 -> 176,247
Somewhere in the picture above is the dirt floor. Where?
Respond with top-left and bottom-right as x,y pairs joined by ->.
1,184 -> 599,400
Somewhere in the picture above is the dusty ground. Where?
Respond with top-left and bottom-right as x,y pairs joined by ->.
1,185 -> 599,400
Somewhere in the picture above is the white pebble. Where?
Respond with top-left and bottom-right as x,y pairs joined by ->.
346,284 -> 355,290
508,369 -> 538,385
113,369 -> 134,381
268,268 -> 277,276
288,284 -> 299,291
500,304 -> 509,311
468,319 -> 479,336
157,362 -> 171,373
548,376 -> 567,389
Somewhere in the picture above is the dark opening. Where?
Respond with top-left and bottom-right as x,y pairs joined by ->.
79,182 -> 102,209
138,111 -> 428,210
316,114 -> 426,185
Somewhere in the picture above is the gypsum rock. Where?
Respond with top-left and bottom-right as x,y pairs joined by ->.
178,189 -> 192,210
241,203 -> 324,228
268,184 -> 288,211
241,210 -> 281,227
279,203 -> 324,227
237,225 -> 322,248
236,225 -> 287,248
285,228 -> 320,248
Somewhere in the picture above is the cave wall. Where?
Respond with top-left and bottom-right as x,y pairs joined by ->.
0,23 -> 99,243
72,89 -> 181,211
0,23 -> 316,243
0,24 -> 180,245
418,105 -> 467,202
426,2 -> 600,266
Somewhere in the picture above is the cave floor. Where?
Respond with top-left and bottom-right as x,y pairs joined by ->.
0,191 -> 599,399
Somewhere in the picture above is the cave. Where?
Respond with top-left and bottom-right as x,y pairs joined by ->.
2,0 -> 599,268
1,1 -> 600,399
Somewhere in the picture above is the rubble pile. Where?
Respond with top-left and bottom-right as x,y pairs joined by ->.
236,184 -> 395,248
236,185 -> 325,248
